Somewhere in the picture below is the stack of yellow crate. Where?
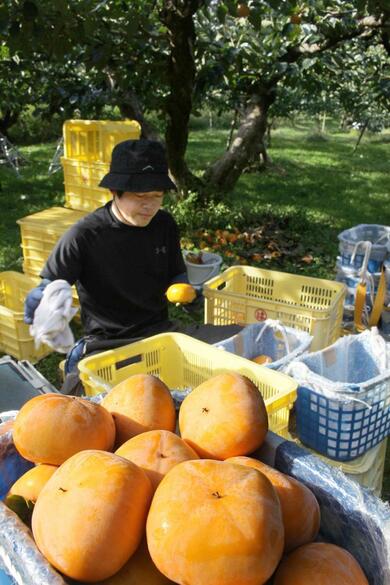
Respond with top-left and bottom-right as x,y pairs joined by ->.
0,120 -> 140,362
61,120 -> 141,213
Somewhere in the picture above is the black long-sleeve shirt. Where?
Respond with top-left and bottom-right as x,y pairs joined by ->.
41,203 -> 186,339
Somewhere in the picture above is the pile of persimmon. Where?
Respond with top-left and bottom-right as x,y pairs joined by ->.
5,372 -> 369,584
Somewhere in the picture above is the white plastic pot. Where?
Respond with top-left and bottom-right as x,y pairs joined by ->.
183,250 -> 222,286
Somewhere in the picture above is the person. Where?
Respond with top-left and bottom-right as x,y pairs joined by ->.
24,139 -> 241,393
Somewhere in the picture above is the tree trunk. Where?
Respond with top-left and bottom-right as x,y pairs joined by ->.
226,108 -> 239,150
0,110 -> 19,139
321,112 -> 327,133
118,91 -> 160,140
203,90 -> 275,194
353,120 -> 369,153
266,119 -> 273,147
160,0 -> 204,197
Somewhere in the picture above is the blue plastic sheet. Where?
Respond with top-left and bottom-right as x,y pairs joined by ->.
257,432 -> 390,585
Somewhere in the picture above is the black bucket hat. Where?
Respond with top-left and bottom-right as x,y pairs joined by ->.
99,139 -> 176,192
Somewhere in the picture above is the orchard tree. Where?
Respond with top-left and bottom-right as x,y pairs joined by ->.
0,44 -> 52,137
269,38 -> 389,136
0,43 -> 109,138
1,0 -> 389,198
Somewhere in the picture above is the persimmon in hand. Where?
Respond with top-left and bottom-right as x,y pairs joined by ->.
166,283 -> 196,304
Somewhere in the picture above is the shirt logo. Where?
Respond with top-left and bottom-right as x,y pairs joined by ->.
155,246 -> 167,254
142,165 -> 154,171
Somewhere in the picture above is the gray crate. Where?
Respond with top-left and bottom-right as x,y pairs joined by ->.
0,356 -> 58,413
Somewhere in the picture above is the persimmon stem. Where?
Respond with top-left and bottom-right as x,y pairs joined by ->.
212,491 -> 223,499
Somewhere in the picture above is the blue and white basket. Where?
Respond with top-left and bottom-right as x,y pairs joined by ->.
338,224 -> 390,273
214,320 -> 313,371
286,330 -> 390,461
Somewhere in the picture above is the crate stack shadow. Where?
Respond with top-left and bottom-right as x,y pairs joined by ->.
0,120 -> 140,363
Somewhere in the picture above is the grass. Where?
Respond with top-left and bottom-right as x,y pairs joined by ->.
1,118 -> 389,498
188,121 -> 390,229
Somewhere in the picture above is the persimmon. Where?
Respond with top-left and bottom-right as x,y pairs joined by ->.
166,283 -> 196,304
116,429 -> 199,491
274,542 -> 369,585
227,456 -> 320,552
32,450 -> 153,582
179,372 -> 268,459
290,14 -> 302,24
95,538 -> 175,584
252,354 -> 273,365
101,374 -> 176,447
147,459 -> 284,585
13,394 -> 115,465
8,464 -> 58,503
237,3 -> 250,18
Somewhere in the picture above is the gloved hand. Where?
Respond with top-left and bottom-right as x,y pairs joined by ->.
64,338 -> 86,375
182,285 -> 204,314
24,279 -> 51,324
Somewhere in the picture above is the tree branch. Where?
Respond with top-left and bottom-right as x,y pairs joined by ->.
283,14 -> 389,63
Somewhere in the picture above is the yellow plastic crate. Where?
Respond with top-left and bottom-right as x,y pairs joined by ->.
17,207 -> 87,310
61,157 -> 111,213
0,272 -> 52,362
63,119 -> 141,163
204,266 -> 346,352
78,332 -> 298,436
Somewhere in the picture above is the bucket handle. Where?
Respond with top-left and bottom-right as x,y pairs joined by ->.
350,240 -> 372,268
255,319 -> 291,354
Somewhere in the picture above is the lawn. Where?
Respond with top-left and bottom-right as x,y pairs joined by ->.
1,119 -> 389,498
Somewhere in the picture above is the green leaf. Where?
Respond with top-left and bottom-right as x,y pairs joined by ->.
5,495 -> 35,526
216,3 -> 228,24
225,0 -> 238,17
301,58 -> 314,71
248,9 -> 262,30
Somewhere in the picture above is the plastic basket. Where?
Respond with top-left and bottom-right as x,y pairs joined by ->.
338,224 -> 390,273
183,250 -> 222,286
204,266 -> 346,352
335,259 -> 390,310
61,157 -> 111,213
78,332 -> 298,436
288,331 -> 390,461
63,119 -> 141,163
336,258 -> 385,293
17,207 -> 86,310
214,321 -> 313,371
0,272 -> 52,362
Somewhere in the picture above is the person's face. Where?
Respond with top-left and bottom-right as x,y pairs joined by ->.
113,191 -> 164,227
